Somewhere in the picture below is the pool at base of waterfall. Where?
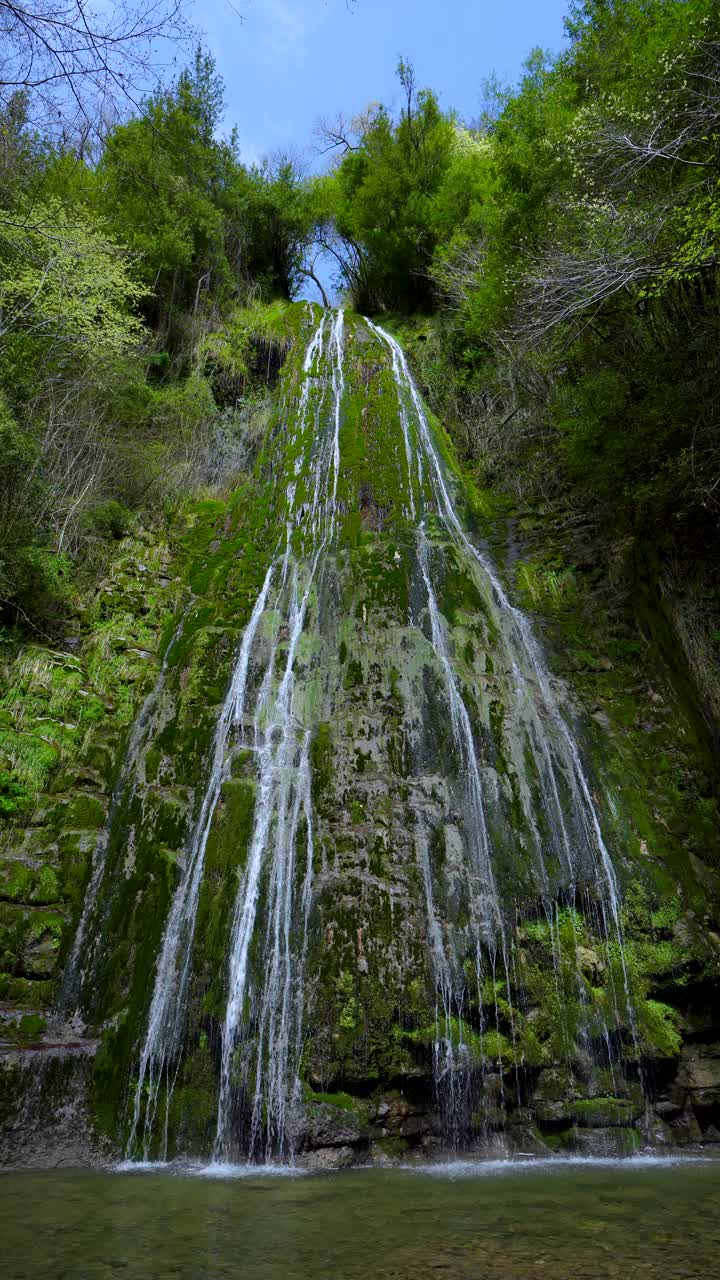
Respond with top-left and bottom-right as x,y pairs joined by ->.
3,1158 -> 720,1278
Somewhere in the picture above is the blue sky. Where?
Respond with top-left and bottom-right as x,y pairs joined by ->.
196,0 -> 571,168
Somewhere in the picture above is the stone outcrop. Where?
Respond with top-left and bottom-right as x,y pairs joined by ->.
1,302 -> 719,1167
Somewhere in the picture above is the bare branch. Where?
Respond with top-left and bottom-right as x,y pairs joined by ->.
0,0 -> 196,138
312,104 -> 380,158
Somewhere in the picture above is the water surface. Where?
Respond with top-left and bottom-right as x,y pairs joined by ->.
2,1157 -> 719,1279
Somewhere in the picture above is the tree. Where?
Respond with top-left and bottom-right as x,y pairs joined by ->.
96,49 -> 233,343
0,199 -> 147,359
318,62 -> 462,311
0,0 -> 193,138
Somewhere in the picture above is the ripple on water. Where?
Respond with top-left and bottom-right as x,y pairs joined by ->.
115,1160 -> 171,1173
114,1159 -> 305,1179
402,1153 -> 717,1178
188,1161 -> 305,1180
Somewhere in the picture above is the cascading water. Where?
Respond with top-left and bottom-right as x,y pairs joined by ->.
60,303 -> 651,1169
127,566 -> 275,1159
125,307 -> 345,1162
367,319 -> 639,1130
214,309 -> 346,1161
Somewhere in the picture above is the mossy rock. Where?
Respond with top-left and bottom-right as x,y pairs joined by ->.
64,794 -> 107,829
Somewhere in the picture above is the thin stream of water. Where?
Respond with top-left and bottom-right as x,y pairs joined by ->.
368,318 -> 639,1113
127,567 -> 275,1160
80,307 -> 644,1166
214,309 -> 346,1160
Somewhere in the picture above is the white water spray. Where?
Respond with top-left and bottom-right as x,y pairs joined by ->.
126,566 -> 274,1159
213,308 -> 346,1161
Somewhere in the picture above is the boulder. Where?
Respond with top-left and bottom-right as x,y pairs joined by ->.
302,1144 -> 360,1170
675,1043 -> 720,1106
300,1101 -> 368,1150
567,1126 -> 641,1157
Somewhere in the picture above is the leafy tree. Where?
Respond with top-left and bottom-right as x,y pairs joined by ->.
96,49 -> 232,342
319,60 -> 463,310
0,199 -> 147,362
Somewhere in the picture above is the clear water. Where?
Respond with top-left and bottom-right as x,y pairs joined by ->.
2,1159 -> 719,1279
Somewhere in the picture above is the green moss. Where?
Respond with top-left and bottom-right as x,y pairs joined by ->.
309,1089 -> 358,1111
167,1041 -> 218,1156
571,1097 -> 636,1127
194,776 -> 256,1020
373,1135 -> 409,1158
64,793 -> 106,829
310,722 -> 334,804
516,559 -> 578,614
637,998 -> 683,1058
344,659 -> 363,689
350,799 -> 366,825
18,1013 -> 46,1040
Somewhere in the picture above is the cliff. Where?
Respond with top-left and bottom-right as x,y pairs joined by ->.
2,303 -> 719,1168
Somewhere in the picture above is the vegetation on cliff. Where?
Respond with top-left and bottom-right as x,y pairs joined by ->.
1,0 -> 720,1165
317,0 -> 720,739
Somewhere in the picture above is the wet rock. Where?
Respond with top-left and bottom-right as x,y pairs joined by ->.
399,1113 -> 427,1139
567,1126 -> 641,1156
576,944 -> 604,978
656,1109 -> 703,1145
675,1043 -> 720,1106
64,794 -> 107,830
655,1098 -> 683,1119
507,1123 -> 554,1156
300,1102 -> 368,1150
302,1144 -> 360,1170
0,1047 -> 115,1168
530,1068 -> 574,1125
368,1139 -> 405,1166
23,931 -> 61,979
367,1092 -> 427,1139
572,1097 -> 639,1128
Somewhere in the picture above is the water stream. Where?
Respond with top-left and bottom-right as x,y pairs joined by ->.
367,319 -> 637,1116
127,568 -> 275,1159
62,307 -> 643,1165
214,308 -> 345,1160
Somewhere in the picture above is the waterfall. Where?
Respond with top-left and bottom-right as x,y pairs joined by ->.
214,309 -> 345,1161
367,319 -> 638,1117
127,566 -> 275,1159
96,304 -> 643,1167
369,319 -> 623,895
123,306 -> 344,1161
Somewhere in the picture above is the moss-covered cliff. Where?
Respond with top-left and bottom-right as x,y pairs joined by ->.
1,302 -> 719,1168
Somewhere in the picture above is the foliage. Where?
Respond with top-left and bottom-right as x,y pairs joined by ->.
318,4 -> 720,739
316,60 -> 486,311
0,47 -> 313,636
0,199 -> 147,362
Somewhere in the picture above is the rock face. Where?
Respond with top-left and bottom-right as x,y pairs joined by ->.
1,303 -> 720,1167
0,1044 -> 112,1168
676,1043 -> 720,1099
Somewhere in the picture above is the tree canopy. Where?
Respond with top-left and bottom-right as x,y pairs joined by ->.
1,0 -> 719,650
